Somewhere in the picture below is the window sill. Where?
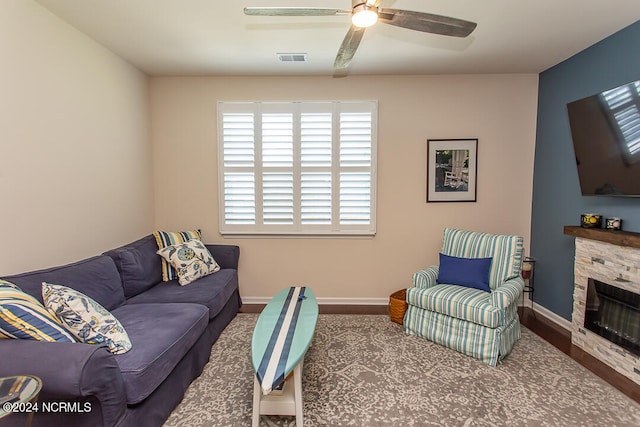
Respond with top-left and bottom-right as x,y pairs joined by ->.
219,231 -> 376,239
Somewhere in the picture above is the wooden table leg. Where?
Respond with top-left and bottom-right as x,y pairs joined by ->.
252,359 -> 305,426
293,361 -> 303,427
252,376 -> 261,427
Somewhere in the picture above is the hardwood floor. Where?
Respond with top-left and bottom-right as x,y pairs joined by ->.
518,307 -> 640,405
241,304 -> 640,405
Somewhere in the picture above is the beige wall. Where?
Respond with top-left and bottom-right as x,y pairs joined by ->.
0,1 -> 154,275
0,3 -> 538,302
151,74 -> 538,301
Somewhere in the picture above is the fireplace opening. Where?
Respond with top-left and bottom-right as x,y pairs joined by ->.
584,278 -> 640,357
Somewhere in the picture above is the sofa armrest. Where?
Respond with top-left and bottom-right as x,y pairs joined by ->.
412,266 -> 439,289
206,244 -> 240,270
0,340 -> 126,426
490,277 -> 525,309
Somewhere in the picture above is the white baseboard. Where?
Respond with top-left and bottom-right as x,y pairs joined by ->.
520,294 -> 572,332
242,296 -> 389,306
242,295 -> 573,333
531,302 -> 572,332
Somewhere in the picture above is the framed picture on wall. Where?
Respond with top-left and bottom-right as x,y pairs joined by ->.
426,138 -> 478,202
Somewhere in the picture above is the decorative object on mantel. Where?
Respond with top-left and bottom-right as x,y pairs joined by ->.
580,213 -> 602,228
605,217 -> 623,231
426,138 -> 478,203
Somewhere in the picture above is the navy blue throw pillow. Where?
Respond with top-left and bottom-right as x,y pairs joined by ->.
437,253 -> 493,292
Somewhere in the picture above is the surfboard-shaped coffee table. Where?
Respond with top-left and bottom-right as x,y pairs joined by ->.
251,286 -> 318,427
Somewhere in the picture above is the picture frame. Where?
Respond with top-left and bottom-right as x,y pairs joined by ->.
426,138 -> 478,202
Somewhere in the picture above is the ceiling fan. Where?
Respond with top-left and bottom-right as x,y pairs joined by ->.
244,0 -> 477,69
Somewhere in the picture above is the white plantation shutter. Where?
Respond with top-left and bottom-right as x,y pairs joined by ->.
263,172 -> 294,224
301,113 -> 332,167
340,172 -> 371,224
218,101 -> 377,235
262,113 -> 293,167
223,172 -> 255,224
340,112 -> 372,224
262,113 -> 294,224
222,113 -> 255,224
301,112 -> 332,225
301,172 -> 331,224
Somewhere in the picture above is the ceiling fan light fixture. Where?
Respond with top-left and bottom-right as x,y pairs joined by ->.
351,4 -> 378,28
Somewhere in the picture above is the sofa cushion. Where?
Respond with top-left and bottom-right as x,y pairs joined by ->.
103,235 -> 163,298
437,253 -> 492,292
441,228 -> 524,291
205,244 -> 240,270
42,282 -> 132,354
406,284 -> 501,328
1,256 -> 125,311
156,239 -> 221,286
110,302 -> 208,404
153,229 -> 202,282
125,269 -> 238,319
0,280 -> 77,342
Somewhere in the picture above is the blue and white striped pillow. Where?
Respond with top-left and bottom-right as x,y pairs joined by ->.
153,229 -> 202,282
0,279 -> 76,342
441,228 -> 524,290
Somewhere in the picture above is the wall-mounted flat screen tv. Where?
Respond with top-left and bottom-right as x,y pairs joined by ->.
567,79 -> 640,196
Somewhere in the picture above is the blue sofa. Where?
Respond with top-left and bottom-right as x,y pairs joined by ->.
0,234 -> 241,427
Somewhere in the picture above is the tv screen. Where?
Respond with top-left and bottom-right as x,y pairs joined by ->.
567,79 -> 640,196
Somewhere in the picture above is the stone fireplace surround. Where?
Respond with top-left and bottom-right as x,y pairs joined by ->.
565,226 -> 640,386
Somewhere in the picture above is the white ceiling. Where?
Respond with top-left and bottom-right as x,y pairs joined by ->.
35,0 -> 640,76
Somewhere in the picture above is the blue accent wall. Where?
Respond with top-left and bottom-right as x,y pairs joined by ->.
531,21 -> 640,320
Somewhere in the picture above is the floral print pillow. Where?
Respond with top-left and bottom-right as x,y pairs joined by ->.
156,239 -> 220,286
42,282 -> 132,354
153,229 -> 202,282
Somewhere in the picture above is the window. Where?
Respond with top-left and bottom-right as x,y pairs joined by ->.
217,101 -> 377,236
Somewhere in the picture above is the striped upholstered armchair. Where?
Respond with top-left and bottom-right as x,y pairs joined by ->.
404,228 -> 525,366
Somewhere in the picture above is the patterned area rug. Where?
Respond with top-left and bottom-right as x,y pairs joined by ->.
165,314 -> 640,426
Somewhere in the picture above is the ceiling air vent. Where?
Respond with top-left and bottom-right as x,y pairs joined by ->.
277,53 -> 308,62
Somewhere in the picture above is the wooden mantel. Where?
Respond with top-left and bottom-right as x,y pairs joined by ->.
564,225 -> 640,249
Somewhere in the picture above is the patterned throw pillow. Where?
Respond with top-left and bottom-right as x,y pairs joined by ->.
42,282 -> 132,354
153,229 -> 202,282
0,279 -> 76,342
156,239 -> 220,286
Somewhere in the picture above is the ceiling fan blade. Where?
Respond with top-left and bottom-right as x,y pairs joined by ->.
244,7 -> 351,17
378,9 -> 477,37
334,25 -> 366,69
